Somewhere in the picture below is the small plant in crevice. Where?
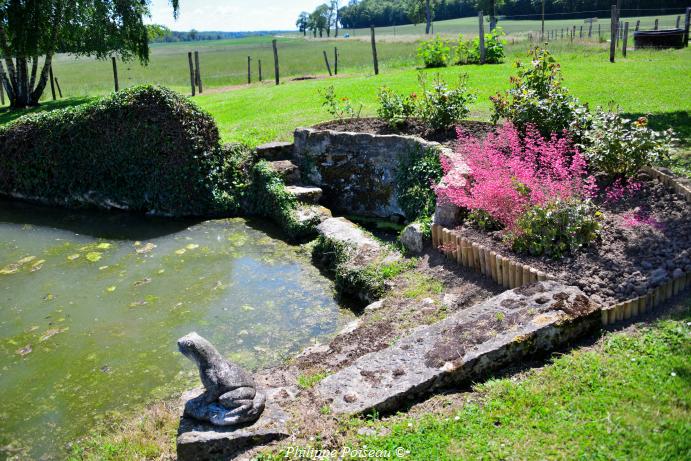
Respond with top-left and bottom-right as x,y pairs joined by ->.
395,145 -> 443,223
319,85 -> 362,121
417,35 -> 451,68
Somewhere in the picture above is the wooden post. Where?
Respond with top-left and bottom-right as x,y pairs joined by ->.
572,25 -> 576,40
187,52 -> 195,96
0,78 -> 4,106
622,22 -> 629,57
111,57 -> 119,92
478,11 -> 486,64
258,59 -> 262,82
579,25 -> 583,38
561,28 -> 564,39
49,64 -> 56,100
588,23 -> 592,38
598,23 -> 601,38
54,78 -> 63,98
334,47 -> 338,75
272,39 -> 280,85
194,51 -> 202,93
635,20 -> 640,31
323,50 -> 332,76
685,7 -> 691,47
247,56 -> 251,84
609,5 -> 617,63
654,18 -> 659,30
677,15 -> 681,28
370,26 -> 379,75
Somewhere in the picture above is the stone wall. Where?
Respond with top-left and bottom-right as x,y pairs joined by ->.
293,128 -> 449,220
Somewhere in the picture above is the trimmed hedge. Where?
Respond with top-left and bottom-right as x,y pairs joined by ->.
0,85 -> 237,216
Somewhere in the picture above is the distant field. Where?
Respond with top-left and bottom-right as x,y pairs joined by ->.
342,12 -> 684,37
1,13 -> 683,106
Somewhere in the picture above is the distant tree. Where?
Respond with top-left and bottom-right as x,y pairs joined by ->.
0,0 -> 180,109
332,0 -> 340,37
296,11 -> 310,36
406,0 -> 437,33
189,29 -> 199,40
316,3 -> 332,37
147,24 -> 172,42
474,0 -> 505,30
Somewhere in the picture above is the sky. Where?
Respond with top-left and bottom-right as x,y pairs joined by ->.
148,0 -> 332,32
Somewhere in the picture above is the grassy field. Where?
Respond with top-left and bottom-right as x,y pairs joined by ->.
192,43 -> 690,148
1,13 -> 682,105
342,12 -> 683,37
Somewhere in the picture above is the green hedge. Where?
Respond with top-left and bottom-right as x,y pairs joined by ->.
0,85 -> 239,216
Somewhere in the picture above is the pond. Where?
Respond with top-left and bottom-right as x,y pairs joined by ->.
0,199 -> 351,459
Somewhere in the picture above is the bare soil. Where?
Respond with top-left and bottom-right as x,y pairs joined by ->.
456,174 -> 691,305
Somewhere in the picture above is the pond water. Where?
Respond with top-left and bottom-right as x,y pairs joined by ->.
0,199 -> 350,459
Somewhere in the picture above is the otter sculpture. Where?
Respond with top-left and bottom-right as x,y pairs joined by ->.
178,332 -> 266,427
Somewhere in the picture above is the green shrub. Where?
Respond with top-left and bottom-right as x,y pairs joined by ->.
418,72 -> 476,131
395,146 -> 443,222
0,85 -> 238,216
490,47 -> 589,140
453,34 -> 470,64
417,36 -> 451,68
376,86 -> 417,128
245,161 -> 320,241
510,200 -> 602,259
463,28 -> 506,64
581,108 -> 676,179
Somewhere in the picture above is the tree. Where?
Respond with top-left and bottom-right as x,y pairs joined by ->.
296,11 -> 309,36
474,0 -> 505,31
0,0 -> 180,109
330,0 -> 340,37
406,0 -> 436,33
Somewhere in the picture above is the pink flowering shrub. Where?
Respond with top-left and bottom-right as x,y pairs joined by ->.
437,122 -> 594,230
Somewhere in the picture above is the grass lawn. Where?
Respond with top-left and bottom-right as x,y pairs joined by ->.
343,304 -> 690,461
0,13 -> 680,105
191,43 -> 690,148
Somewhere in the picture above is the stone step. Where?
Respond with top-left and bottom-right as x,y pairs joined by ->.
285,185 -> 322,204
266,160 -> 300,185
255,141 -> 294,161
316,281 -> 599,415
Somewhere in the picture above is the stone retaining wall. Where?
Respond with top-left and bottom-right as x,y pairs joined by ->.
293,128 -> 451,220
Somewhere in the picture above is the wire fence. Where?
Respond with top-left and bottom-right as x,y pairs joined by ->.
0,9 -> 688,108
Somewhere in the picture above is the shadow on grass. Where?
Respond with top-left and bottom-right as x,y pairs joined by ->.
622,110 -> 690,146
0,96 -> 95,126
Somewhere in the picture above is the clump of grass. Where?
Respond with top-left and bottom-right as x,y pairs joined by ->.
297,371 -> 329,390
67,401 -> 178,461
403,273 -> 443,299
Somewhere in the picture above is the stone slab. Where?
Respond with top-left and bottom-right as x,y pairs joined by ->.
286,185 -> 323,204
255,141 -> 294,161
177,389 -> 289,461
316,281 -> 599,415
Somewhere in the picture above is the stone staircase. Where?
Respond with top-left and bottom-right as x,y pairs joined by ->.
256,142 -> 324,206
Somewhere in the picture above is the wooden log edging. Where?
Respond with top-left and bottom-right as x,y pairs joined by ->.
643,166 -> 691,201
431,224 -> 690,327
431,224 -> 555,290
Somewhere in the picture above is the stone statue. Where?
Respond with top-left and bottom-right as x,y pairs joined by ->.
177,332 -> 265,427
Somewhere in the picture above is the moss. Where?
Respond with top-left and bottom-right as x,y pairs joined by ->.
245,161 -> 321,241
297,372 -> 329,389
312,236 -> 414,302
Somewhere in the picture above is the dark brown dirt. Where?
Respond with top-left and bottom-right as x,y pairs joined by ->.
314,118 -> 495,148
455,174 -> 691,305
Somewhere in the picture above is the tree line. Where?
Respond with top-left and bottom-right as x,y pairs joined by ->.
300,0 -> 689,33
